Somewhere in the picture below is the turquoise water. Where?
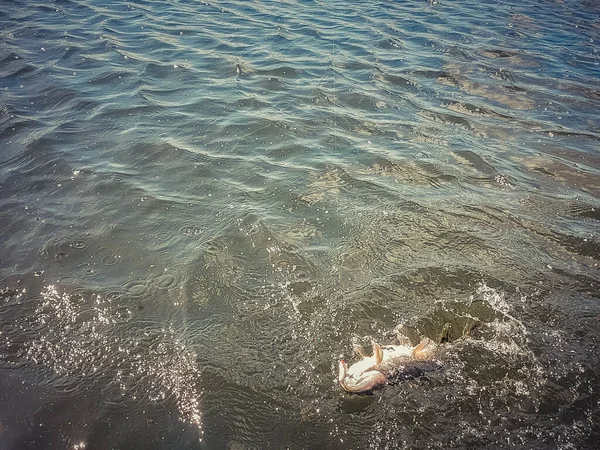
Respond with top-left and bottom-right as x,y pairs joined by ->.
1,0 -> 599,448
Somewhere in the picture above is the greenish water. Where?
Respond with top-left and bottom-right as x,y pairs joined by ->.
1,0 -> 599,448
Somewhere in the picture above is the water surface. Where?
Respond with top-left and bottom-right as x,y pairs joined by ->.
1,0 -> 599,448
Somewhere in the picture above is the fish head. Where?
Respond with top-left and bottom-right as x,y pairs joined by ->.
338,358 -> 387,393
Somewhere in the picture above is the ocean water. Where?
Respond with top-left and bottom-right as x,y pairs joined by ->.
1,0 -> 599,448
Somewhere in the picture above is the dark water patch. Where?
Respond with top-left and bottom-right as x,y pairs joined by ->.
377,37 -> 405,50
546,145 -> 600,170
441,63 -> 536,111
481,48 -> 520,59
377,72 -> 419,92
434,229 -> 491,254
186,211 -> 320,314
446,203 -> 515,229
258,75 -> 287,92
419,109 -> 474,132
431,40 -> 473,61
451,150 -> 516,190
454,150 -> 499,176
481,63 -> 521,84
443,99 -> 502,118
540,128 -> 600,145
552,232 -> 600,261
558,78 -> 600,104
409,68 -> 459,84
55,44 -> 85,65
0,53 -> 38,79
362,155 -> 458,191
263,143 -> 314,163
334,89 -> 384,112
515,151 -> 600,197
41,235 -> 90,260
566,203 -> 600,222
0,117 -> 44,154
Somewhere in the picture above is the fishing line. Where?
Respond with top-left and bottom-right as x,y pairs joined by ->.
329,0 -> 341,281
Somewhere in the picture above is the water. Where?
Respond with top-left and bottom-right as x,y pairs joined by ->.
0,0 -> 599,448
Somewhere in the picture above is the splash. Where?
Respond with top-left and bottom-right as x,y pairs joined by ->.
361,282 -> 549,449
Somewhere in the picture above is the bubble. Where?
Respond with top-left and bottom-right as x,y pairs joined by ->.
71,240 -> 88,249
181,225 -> 203,237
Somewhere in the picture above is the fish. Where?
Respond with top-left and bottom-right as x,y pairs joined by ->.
338,325 -> 446,393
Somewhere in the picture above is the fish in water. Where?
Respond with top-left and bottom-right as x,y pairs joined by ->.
338,324 -> 447,393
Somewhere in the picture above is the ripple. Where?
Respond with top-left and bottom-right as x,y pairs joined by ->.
124,281 -> 150,299
155,273 -> 177,290
71,239 -> 88,249
94,247 -> 118,266
41,236 -> 89,262
78,262 -> 98,278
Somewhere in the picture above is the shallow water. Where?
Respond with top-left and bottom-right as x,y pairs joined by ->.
1,0 -> 599,448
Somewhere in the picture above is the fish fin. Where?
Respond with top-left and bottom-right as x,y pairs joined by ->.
440,322 -> 452,343
373,342 -> 384,366
412,338 -> 436,360
463,321 -> 480,336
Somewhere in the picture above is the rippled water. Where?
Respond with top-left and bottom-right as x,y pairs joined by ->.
1,0 -> 599,448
